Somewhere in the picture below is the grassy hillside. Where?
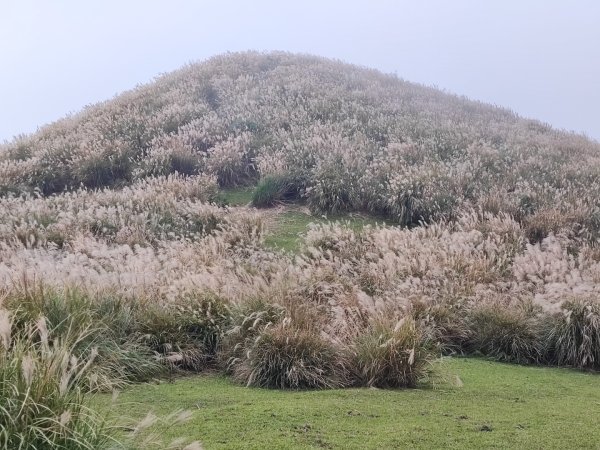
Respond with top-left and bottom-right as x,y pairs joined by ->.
1,52 -> 600,448
1,51 -> 599,235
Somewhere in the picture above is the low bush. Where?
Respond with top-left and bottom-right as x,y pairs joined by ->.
232,319 -> 346,389
545,297 -> 600,369
466,304 -> 545,364
352,317 -> 437,388
251,174 -> 300,207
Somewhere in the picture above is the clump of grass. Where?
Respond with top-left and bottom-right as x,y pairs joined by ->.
232,319 -> 346,389
135,294 -> 231,371
172,293 -> 232,357
134,307 -> 207,372
251,174 -> 300,207
169,151 -> 201,176
6,286 -> 164,389
73,150 -> 134,189
351,317 -> 437,388
218,298 -> 285,372
546,297 -> 600,369
0,310 -> 116,449
466,304 -> 545,364
409,298 -> 471,355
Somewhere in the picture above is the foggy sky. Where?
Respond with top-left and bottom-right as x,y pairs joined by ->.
1,0 -> 599,142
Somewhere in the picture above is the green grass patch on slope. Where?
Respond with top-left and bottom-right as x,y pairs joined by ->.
97,358 -> 600,449
219,187 -> 384,252
220,186 -> 255,206
264,209 -> 382,252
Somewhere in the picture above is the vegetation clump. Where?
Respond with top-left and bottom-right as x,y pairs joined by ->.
0,311 -> 115,450
251,174 -> 300,207
231,320 -> 346,389
546,297 -> 600,369
466,304 -> 545,364
352,317 -> 437,388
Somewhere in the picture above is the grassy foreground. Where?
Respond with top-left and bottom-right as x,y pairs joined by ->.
98,358 -> 600,449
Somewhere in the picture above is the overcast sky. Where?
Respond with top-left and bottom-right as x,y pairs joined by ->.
1,0 -> 599,142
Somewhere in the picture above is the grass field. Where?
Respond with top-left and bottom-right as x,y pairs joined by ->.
89,193 -> 597,449
221,186 -> 255,206
99,358 -> 600,449
4,52 -> 600,450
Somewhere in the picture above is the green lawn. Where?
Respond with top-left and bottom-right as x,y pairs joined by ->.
264,209 -> 383,252
220,186 -> 255,206
98,358 -> 600,449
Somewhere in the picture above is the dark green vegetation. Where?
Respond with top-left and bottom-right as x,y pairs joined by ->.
99,358 -> 600,449
251,174 -> 301,208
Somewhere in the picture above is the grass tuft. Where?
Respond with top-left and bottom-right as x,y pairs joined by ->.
546,297 -> 600,369
0,311 -> 116,449
466,305 -> 545,364
232,319 -> 346,389
251,174 -> 300,208
352,317 -> 437,388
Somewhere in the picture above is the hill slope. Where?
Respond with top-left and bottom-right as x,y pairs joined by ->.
2,52 -> 600,448
1,51 -> 599,236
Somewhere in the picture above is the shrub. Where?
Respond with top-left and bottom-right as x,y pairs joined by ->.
134,294 -> 230,371
352,317 -> 437,388
466,305 -> 545,364
251,174 -> 300,207
545,298 -> 600,369
232,319 -> 346,389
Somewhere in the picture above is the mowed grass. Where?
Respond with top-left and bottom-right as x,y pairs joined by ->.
97,358 -> 600,449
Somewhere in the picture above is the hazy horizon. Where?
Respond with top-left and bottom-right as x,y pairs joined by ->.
1,0 -> 599,142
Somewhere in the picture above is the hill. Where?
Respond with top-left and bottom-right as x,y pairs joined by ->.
1,51 -> 599,236
2,51 -> 600,449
